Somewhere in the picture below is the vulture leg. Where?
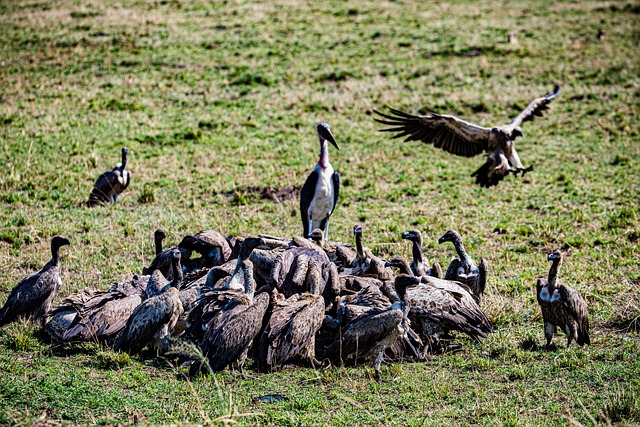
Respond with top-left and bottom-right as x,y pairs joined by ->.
544,321 -> 555,349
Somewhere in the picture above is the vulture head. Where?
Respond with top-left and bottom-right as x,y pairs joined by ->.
401,229 -> 422,245
51,235 -> 71,252
438,230 -> 462,245
547,250 -> 562,262
239,236 -> 266,259
307,228 -> 325,245
353,224 -> 363,237
384,256 -> 410,270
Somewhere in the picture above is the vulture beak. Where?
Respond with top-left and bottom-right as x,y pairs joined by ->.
401,231 -> 410,239
438,236 -> 446,244
317,123 -> 339,150
384,260 -> 392,268
512,128 -> 523,139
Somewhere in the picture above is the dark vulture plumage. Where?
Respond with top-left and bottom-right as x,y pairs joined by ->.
536,250 -> 590,348
401,229 -> 442,278
0,235 -> 70,328
259,257 -> 325,370
44,287 -> 95,343
178,230 -> 232,268
322,274 -> 419,381
439,230 -> 488,304
63,275 -> 148,343
374,85 -> 560,187
194,258 -> 269,374
115,250 -> 184,355
300,122 -> 340,240
88,147 -> 130,206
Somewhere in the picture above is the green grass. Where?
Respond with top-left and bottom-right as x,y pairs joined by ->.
1,0 -> 639,425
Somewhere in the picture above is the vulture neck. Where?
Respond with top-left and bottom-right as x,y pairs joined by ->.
51,243 -> 61,266
394,284 -> 409,316
170,258 -> 183,289
120,150 -> 127,171
411,240 -> 424,267
547,258 -> 562,292
397,259 -> 413,276
154,236 -> 164,256
452,236 -> 472,268
355,233 -> 365,259
318,139 -> 330,170
242,260 -> 255,301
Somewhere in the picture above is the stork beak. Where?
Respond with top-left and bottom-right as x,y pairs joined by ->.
317,123 -> 339,150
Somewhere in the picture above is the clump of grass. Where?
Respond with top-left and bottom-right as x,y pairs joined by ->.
0,323 -> 42,352
138,184 -> 155,204
607,207 -> 637,230
93,349 -> 131,369
600,386 -> 640,423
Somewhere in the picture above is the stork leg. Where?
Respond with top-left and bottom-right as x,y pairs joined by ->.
323,219 -> 330,241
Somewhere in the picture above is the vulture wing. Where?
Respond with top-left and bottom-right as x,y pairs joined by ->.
374,108 -> 491,157
510,85 -> 560,127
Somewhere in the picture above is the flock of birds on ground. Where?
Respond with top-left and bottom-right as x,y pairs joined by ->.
0,85 -> 591,381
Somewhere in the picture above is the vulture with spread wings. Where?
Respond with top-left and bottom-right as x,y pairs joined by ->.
374,86 -> 560,187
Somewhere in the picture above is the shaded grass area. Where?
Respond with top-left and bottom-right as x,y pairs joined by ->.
0,0 -> 639,425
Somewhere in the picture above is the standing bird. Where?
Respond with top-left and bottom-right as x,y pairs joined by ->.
401,230 -> 442,278
153,229 -> 166,256
300,122 -> 340,240
115,250 -> 184,355
536,250 -> 590,349
374,86 -> 560,187
0,235 -> 70,327
322,274 -> 419,381
88,147 -> 131,206
438,230 -> 488,303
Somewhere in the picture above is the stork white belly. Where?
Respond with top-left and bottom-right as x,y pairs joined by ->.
308,165 -> 335,222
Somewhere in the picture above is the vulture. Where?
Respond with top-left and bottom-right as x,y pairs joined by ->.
322,274 -> 419,381
88,147 -> 130,206
374,85 -> 560,187
63,275 -> 149,343
536,250 -> 590,348
259,257 -> 325,370
142,230 -> 192,280
0,235 -> 70,327
178,230 -> 232,268
44,287 -> 95,343
193,258 -> 269,375
115,250 -> 184,355
401,230 -> 442,278
438,230 -> 488,303
300,122 -> 340,240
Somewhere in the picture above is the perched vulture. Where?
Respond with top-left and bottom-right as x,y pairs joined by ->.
0,235 -> 70,327
88,147 -> 130,206
536,250 -> 590,348
374,85 -> 560,187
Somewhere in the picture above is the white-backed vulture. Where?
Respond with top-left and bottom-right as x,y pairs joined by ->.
374,86 -> 560,187
536,250 -> 590,348
0,235 -> 70,327
88,147 -> 130,206
439,230 -> 488,303
401,230 -> 442,279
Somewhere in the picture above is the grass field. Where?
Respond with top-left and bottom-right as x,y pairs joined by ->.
1,0 -> 639,425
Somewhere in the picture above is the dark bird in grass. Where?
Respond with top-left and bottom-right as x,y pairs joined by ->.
63,275 -> 148,343
115,250 -> 184,355
259,257 -> 325,370
374,86 -> 560,187
536,250 -> 590,349
193,256 -> 269,375
88,147 -> 130,206
438,230 -> 488,304
402,229 -> 442,278
0,235 -> 70,328
178,230 -> 232,268
322,274 -> 419,382
300,122 -> 340,240
44,287 -> 95,343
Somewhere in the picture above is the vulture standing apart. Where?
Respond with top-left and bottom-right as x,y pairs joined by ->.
193,258 -> 270,375
401,230 -> 442,278
0,235 -> 70,327
63,275 -> 149,343
322,274 -> 419,381
115,250 -> 184,355
178,230 -> 232,268
438,230 -> 488,303
300,122 -> 340,241
259,257 -> 325,370
88,147 -> 130,206
536,250 -> 590,348
374,85 -> 560,187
